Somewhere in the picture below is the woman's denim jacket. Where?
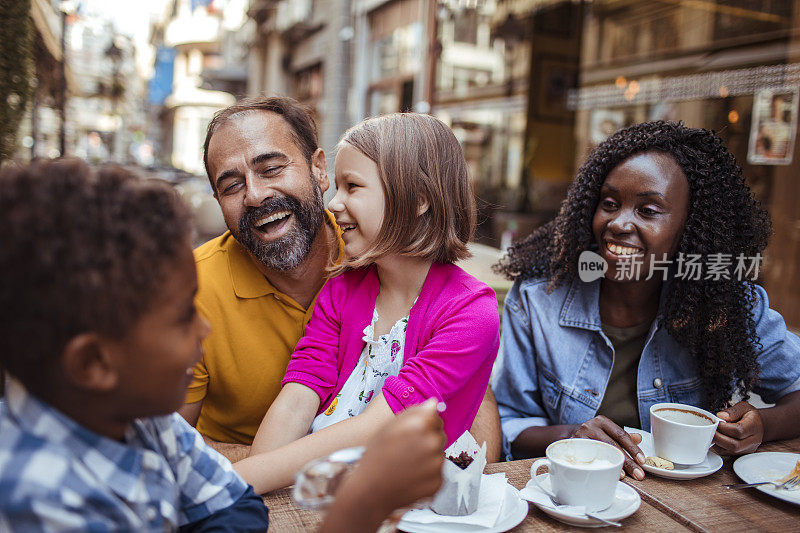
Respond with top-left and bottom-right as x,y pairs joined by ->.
493,276 -> 800,460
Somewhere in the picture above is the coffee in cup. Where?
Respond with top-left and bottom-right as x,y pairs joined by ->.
653,407 -> 715,426
650,402 -> 719,465
530,438 -> 624,512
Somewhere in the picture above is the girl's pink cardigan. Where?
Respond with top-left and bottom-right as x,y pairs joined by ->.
282,262 -> 500,445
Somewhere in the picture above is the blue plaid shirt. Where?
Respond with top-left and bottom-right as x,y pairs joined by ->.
0,378 -> 250,531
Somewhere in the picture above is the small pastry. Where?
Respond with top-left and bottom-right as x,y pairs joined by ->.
645,456 -> 674,470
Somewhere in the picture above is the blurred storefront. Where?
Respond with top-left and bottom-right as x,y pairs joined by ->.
435,0 -> 583,245
457,0 -> 800,327
242,0 -> 800,327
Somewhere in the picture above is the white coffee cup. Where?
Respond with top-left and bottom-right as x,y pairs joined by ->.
530,438 -> 624,512
650,402 -> 720,465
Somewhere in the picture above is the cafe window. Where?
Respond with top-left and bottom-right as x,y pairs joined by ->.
453,8 -> 479,45
482,0 -> 800,327
712,0 -> 792,41
366,0 -> 423,115
371,22 -> 423,80
368,78 -> 414,116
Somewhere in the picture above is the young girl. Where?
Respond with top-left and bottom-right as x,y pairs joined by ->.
234,113 -> 500,494
493,121 -> 800,479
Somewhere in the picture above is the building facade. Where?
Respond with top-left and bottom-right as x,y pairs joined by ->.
248,0 -> 352,170
488,0 -> 800,327
20,0 -> 76,160
149,0 -> 248,174
66,16 -> 146,164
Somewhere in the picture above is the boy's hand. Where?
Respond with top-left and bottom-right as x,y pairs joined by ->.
714,401 -> 764,455
324,399 -> 446,532
350,399 -> 446,512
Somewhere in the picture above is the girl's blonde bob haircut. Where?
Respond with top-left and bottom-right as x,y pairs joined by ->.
331,113 -> 476,274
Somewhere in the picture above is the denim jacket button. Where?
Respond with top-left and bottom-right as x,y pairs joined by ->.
653,378 -> 663,389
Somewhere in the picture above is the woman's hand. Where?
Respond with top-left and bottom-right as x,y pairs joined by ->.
570,415 -> 646,480
714,401 -> 764,455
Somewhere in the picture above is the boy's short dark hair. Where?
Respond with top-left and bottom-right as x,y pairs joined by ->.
202,96 -> 319,190
0,159 -> 192,393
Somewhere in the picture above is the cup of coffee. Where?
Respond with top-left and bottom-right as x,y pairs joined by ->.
650,402 -> 720,465
530,438 -> 624,512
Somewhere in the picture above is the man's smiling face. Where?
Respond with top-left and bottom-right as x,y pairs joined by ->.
206,111 -> 328,271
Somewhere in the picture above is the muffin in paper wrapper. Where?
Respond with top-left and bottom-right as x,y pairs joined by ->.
430,432 -> 487,516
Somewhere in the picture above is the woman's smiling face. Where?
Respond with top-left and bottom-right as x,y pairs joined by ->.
592,151 -> 690,282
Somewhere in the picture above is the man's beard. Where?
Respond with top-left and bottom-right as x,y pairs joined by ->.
235,175 -> 325,271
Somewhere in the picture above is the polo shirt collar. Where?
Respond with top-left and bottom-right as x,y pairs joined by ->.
227,237 -> 277,299
227,210 -> 343,299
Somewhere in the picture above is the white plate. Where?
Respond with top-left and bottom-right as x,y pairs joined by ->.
397,483 -> 528,533
625,427 -> 723,480
732,452 -> 800,506
520,474 -> 640,528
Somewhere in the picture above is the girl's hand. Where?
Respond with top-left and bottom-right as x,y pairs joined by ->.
714,401 -> 764,455
570,415 -> 646,480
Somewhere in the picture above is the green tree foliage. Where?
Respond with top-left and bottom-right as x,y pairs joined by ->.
0,0 -> 34,163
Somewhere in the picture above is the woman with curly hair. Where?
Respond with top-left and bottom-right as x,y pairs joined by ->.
493,121 -> 800,479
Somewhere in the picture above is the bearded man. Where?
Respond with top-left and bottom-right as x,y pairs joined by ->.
178,97 -> 343,449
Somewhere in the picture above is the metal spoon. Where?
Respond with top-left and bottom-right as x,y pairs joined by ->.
585,512 -> 623,527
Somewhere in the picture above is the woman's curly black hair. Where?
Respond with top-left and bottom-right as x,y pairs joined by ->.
496,121 -> 772,412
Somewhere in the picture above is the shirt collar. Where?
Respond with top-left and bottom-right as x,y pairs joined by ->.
5,376 -> 148,502
229,209 -> 343,299
558,275 -> 671,331
559,277 -> 603,330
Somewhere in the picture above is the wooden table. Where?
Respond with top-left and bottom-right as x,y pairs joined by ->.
624,437 -> 800,533
262,438 -> 800,532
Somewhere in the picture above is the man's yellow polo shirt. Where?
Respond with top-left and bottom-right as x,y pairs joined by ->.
187,211 -> 343,444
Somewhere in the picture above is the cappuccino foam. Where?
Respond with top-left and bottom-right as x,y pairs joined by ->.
556,455 -> 617,469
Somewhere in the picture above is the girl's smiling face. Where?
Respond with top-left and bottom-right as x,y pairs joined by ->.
592,151 -> 690,282
329,143 -> 386,259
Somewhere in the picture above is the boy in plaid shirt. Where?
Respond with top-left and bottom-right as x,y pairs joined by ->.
0,160 -> 268,531
0,159 -> 447,532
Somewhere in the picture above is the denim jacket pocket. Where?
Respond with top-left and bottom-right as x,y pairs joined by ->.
538,366 -> 565,412
666,377 -> 703,406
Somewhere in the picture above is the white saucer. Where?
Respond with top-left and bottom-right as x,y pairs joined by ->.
397,483 -> 528,533
520,474 -> 640,528
733,452 -> 800,506
625,427 -> 723,480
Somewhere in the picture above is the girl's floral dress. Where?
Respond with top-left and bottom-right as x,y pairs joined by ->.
310,306 -> 408,433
